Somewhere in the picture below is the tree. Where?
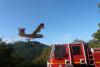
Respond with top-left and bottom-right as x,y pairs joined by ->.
32,47 -> 51,67
72,38 -> 84,43
0,43 -> 13,67
88,23 -> 100,47
88,39 -> 100,48
92,23 -> 100,42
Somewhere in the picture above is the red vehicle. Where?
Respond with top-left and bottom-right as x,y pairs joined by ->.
47,42 -> 100,67
92,48 -> 100,67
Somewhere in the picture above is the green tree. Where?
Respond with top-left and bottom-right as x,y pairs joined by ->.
92,23 -> 100,42
89,23 -> 100,47
0,43 -> 13,67
32,47 -> 51,67
92,23 -> 100,44
0,39 -> 49,67
72,38 -> 84,43
88,39 -> 100,48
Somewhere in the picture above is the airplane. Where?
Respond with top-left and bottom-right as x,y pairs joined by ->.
18,23 -> 44,39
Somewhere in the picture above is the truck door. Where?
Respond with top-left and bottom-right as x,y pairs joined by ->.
70,43 -> 87,66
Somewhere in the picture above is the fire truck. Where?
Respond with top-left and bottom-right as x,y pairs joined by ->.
47,42 -> 100,67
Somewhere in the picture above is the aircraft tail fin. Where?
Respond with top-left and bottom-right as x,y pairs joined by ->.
18,27 -> 25,36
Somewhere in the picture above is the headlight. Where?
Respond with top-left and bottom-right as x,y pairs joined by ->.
65,60 -> 69,64
80,59 -> 85,64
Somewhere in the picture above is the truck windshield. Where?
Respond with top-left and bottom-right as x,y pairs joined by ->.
54,45 -> 66,59
72,46 -> 81,55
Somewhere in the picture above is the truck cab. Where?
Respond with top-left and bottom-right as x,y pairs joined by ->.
47,42 -> 100,67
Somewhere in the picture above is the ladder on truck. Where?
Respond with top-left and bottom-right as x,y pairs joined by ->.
87,48 -> 95,67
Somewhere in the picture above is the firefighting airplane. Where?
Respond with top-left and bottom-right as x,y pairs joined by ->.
18,23 -> 44,39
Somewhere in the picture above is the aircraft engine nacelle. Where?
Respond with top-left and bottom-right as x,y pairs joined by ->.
35,34 -> 43,38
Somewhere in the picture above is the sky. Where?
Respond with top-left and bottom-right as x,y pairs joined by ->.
0,0 -> 100,45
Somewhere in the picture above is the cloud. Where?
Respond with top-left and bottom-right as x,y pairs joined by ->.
60,33 -> 73,43
3,38 -> 12,43
2,37 -> 25,43
61,33 -> 72,41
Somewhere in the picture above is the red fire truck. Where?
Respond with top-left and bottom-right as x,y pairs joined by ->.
47,42 -> 100,67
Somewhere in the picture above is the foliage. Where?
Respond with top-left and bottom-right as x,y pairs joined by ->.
89,23 -> 100,47
0,43 -> 13,67
32,47 -> 51,67
92,23 -> 100,42
0,40 -> 51,67
72,38 -> 84,43
88,39 -> 100,48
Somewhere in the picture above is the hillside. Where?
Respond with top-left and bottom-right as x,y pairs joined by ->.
0,41 -> 51,67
